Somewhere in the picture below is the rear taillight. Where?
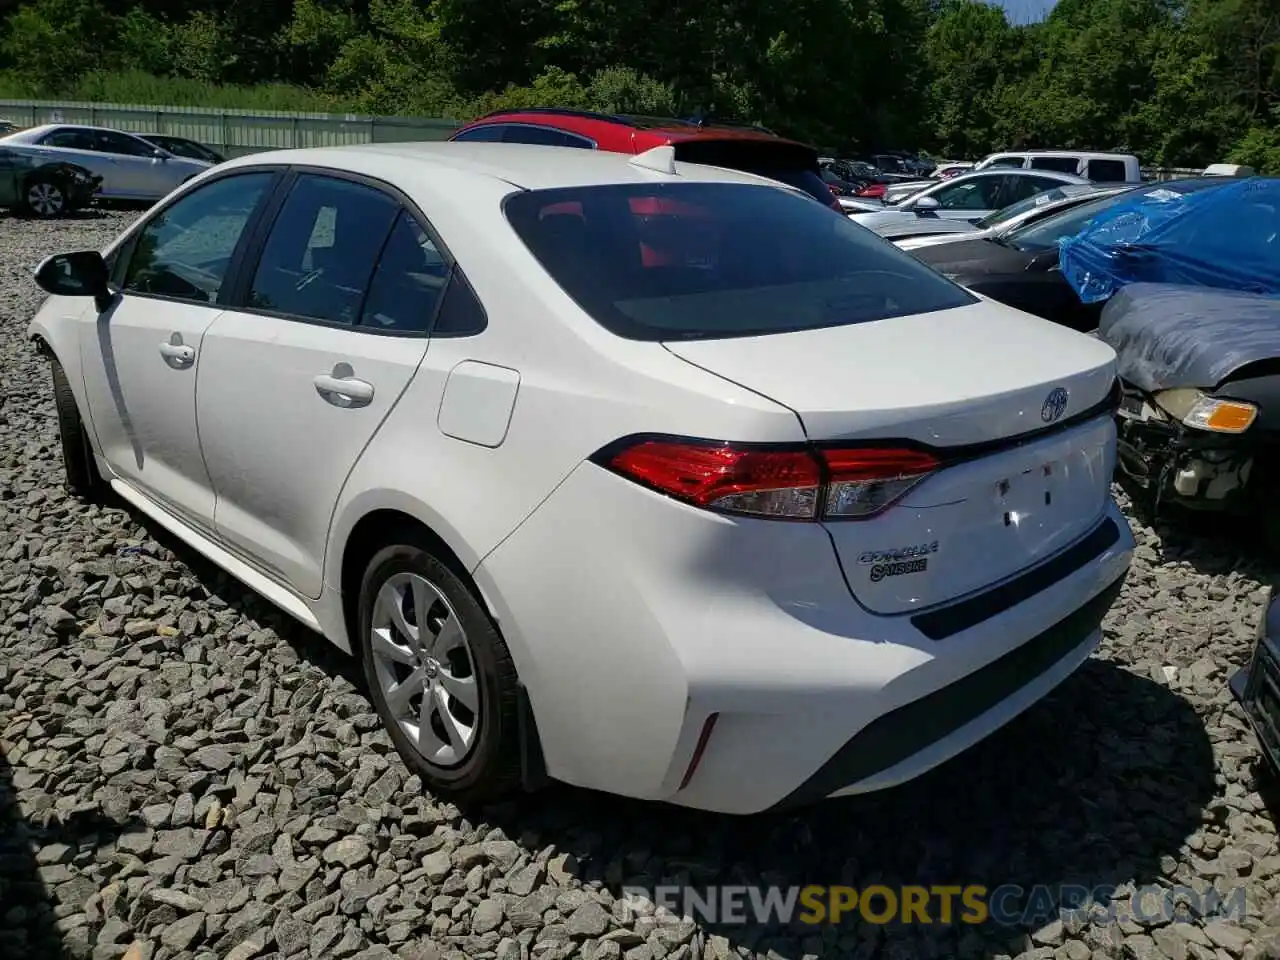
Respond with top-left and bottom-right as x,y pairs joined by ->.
857,184 -> 887,198
596,437 -> 939,521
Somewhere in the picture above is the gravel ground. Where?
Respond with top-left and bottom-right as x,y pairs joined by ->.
3,208 -> 1280,960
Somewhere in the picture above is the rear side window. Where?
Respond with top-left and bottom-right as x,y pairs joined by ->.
999,175 -> 1054,205
248,174 -> 400,325
1087,159 -> 1129,182
750,168 -> 834,205
453,125 -> 508,143
97,130 -> 154,157
359,211 -> 450,333
931,176 -> 1004,210
503,182 -> 976,342
500,125 -> 594,149
1030,156 -> 1080,174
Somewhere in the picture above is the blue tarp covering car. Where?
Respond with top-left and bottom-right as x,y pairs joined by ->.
1060,177 -> 1280,305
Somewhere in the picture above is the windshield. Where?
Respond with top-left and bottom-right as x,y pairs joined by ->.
503,182 -> 977,342
1007,190 -> 1142,251
974,188 -> 1076,229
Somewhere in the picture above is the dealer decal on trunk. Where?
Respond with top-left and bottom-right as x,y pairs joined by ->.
859,542 -> 938,582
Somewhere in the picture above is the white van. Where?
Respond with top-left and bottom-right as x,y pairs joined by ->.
973,151 -> 1142,184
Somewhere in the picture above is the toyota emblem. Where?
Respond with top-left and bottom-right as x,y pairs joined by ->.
1041,387 -> 1069,423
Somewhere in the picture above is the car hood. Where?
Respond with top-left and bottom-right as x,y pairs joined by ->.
1098,282 -> 1280,393
909,238 -> 1049,278
896,227 -> 993,251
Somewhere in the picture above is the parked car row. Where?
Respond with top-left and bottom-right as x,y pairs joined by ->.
0,122 -> 226,217
28,128 -> 1136,815
21,107 -> 1280,809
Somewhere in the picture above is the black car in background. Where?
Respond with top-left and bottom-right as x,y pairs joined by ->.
137,134 -> 226,165
908,178 -> 1227,331
819,161 -> 866,196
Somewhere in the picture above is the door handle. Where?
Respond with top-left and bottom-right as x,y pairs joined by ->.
158,341 -> 195,366
314,373 -> 374,407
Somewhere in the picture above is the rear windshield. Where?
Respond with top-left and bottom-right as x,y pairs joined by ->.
1008,190 -> 1136,250
671,139 -> 834,206
974,187 -> 1077,228
503,182 -> 977,342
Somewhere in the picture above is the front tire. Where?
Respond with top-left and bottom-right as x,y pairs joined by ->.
23,177 -> 67,219
49,356 -> 104,499
357,539 -> 523,803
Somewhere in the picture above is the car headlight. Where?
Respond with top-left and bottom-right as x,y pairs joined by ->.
1155,388 -> 1257,434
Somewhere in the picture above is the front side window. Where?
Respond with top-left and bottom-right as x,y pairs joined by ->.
986,156 -> 1026,169
248,174 -> 400,324
40,128 -> 95,150
122,172 -> 274,302
503,182 -> 976,342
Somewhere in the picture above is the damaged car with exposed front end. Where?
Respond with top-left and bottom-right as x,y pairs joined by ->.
1062,177 -> 1280,540
1103,283 -> 1280,539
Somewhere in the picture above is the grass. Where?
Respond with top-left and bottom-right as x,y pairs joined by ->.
0,69 -> 356,113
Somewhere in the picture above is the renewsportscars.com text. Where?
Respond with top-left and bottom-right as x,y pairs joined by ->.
618,884 -> 1248,927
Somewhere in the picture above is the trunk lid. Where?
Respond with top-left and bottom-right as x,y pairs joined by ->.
910,237 -> 1044,278
663,297 -> 1119,614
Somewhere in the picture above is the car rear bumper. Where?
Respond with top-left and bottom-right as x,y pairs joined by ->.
475,464 -> 1134,814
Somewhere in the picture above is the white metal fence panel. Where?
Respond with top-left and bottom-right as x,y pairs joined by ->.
0,99 -> 462,158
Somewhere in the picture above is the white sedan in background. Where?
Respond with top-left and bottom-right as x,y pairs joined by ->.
0,123 -> 211,201
889,183 -> 1130,248
28,141 -> 1132,814
856,168 -> 1093,232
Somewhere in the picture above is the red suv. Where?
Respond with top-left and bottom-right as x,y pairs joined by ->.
449,109 -> 841,211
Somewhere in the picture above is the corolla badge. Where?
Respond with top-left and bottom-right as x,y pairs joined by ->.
1041,387 -> 1069,423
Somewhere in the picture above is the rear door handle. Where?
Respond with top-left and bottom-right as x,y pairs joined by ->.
158,341 -> 195,366
314,373 -> 374,407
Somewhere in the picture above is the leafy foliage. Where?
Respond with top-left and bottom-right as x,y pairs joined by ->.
0,0 -> 1276,170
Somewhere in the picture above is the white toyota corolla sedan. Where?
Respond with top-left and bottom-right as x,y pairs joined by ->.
28,141 -> 1134,815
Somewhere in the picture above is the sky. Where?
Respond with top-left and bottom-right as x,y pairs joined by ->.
990,0 -> 1058,23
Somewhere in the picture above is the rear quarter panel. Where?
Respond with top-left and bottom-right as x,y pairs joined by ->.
322,159 -> 804,596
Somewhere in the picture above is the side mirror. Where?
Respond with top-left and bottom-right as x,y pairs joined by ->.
35,250 -> 113,311
912,196 -> 941,211
152,148 -> 168,160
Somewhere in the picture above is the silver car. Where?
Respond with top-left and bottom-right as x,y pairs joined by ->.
891,184 -> 1129,249
849,169 -> 1092,233
0,124 -> 211,202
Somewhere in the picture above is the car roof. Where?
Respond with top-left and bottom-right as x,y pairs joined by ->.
933,168 -> 1092,187
461,108 -> 806,147
214,141 -> 814,193
7,122 -> 146,139
986,149 -> 1137,159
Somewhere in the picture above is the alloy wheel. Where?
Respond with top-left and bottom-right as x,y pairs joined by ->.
27,182 -> 65,217
369,571 -> 480,766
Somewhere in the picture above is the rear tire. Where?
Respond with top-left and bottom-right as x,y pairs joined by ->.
22,177 -> 67,219
50,356 -> 104,499
357,538 -> 523,804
